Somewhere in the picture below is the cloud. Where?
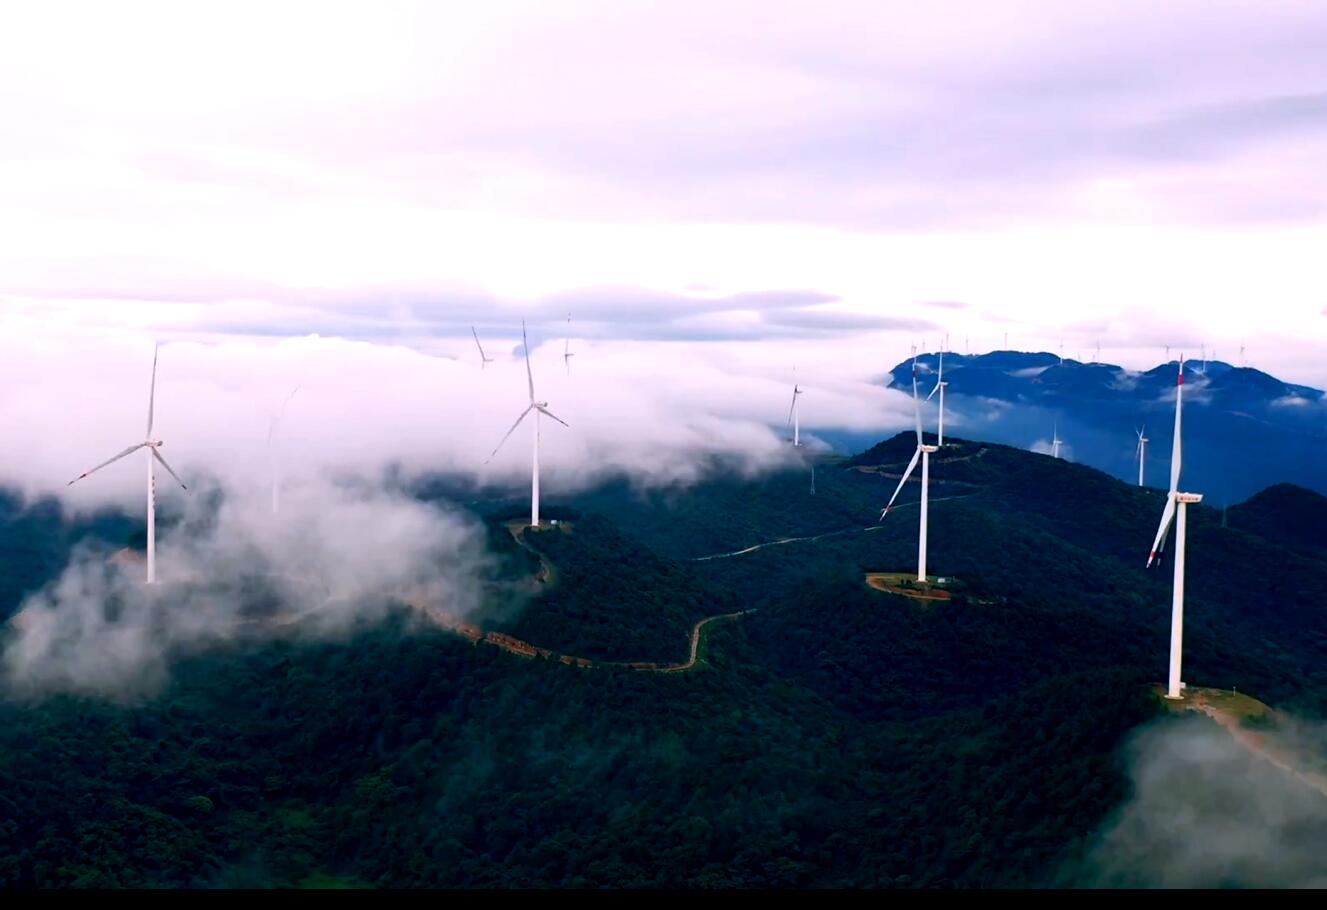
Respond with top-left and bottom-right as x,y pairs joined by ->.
2,477 -> 492,699
1067,713 -> 1327,887
759,308 -> 936,334
0,325 -> 916,508
921,300 -> 971,310
1271,394 -> 1311,408
0,317 -> 920,697
1029,437 -> 1071,461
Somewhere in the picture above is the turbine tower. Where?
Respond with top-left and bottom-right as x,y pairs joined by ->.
67,344 -> 188,584
1051,421 -> 1063,460
879,348 -> 939,583
471,327 -> 495,369
1135,425 -> 1148,487
563,313 -> 575,376
787,372 -> 803,447
486,322 -> 569,529
268,384 -> 301,514
1147,356 -> 1203,700
926,348 -> 948,446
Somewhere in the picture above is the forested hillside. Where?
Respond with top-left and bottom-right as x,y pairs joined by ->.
1,435 -> 1324,887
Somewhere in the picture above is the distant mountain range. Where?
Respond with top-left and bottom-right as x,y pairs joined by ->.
829,351 -> 1327,505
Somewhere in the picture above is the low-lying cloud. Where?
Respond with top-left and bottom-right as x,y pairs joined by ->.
2,476 -> 492,699
1065,713 -> 1327,887
0,325 -> 916,508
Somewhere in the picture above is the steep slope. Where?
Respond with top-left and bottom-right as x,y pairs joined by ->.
1229,484 -> 1327,559
489,513 -> 735,664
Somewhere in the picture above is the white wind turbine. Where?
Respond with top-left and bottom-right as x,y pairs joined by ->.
1135,425 -> 1148,487
472,327 -> 495,369
879,348 -> 939,583
67,344 -> 188,584
787,371 -> 803,447
563,313 -> 574,376
268,384 -> 301,514
1148,356 -> 1203,700
1051,421 -> 1063,460
486,322 -> 569,528
926,348 -> 948,446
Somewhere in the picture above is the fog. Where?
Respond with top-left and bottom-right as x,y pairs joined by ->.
1,474 -> 493,699
0,326 -> 917,510
0,322 -> 921,696
1066,713 -> 1327,887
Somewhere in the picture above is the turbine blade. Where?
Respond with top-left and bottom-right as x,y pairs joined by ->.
68,443 -> 147,485
787,389 -> 798,426
911,349 -> 922,445
913,377 -> 923,445
926,380 -> 940,401
275,385 -> 301,430
1168,357 -> 1184,494
880,448 -> 922,520
146,343 -> 160,436
536,405 -> 569,428
486,405 -> 534,462
1147,496 -> 1177,567
152,449 -> 188,491
472,326 -> 487,361
522,321 -> 535,402
280,384 -> 301,416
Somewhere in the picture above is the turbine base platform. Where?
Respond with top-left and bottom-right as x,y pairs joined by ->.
864,572 -> 955,603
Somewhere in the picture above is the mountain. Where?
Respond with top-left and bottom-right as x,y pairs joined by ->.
1228,483 -> 1327,559
861,351 -> 1327,504
1,439 -> 1326,888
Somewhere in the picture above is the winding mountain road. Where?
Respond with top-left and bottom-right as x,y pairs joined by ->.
689,494 -> 978,562
415,600 -> 753,672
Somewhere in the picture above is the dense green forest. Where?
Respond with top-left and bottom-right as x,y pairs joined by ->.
1,435 -> 1325,887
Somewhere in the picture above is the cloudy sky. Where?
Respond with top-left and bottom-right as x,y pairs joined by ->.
3,0 -> 1326,502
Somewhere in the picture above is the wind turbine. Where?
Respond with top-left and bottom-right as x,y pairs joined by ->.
787,372 -> 803,447
67,344 -> 188,584
1147,356 -> 1203,700
926,348 -> 948,446
486,322 -> 569,528
268,384 -> 301,514
563,313 -> 574,376
879,347 -> 939,583
471,327 -> 494,369
1051,421 -> 1063,460
1135,425 -> 1148,487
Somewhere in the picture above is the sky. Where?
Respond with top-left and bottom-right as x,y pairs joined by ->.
3,0 -> 1327,504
